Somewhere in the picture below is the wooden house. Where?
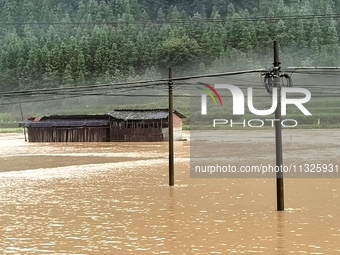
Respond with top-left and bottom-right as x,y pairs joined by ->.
19,115 -> 110,142
19,109 -> 186,143
108,109 -> 186,142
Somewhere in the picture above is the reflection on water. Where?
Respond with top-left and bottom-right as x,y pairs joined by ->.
276,212 -> 286,255
0,132 -> 340,254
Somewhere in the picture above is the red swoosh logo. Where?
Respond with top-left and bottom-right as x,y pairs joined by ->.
198,82 -> 223,106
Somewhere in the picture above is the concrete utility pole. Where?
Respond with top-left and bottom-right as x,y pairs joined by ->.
168,67 -> 174,186
274,41 -> 284,211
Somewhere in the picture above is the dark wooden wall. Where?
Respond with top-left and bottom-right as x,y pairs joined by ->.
110,120 -> 163,142
27,127 -> 109,142
26,115 -> 183,143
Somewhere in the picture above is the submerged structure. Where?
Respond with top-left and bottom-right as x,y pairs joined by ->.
19,109 -> 186,142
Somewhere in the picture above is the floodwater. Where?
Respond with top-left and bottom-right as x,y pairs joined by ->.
0,130 -> 339,254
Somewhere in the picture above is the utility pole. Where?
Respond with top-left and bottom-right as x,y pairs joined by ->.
274,41 -> 284,211
168,67 -> 174,186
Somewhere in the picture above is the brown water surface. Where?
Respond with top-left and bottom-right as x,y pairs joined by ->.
0,130 -> 339,254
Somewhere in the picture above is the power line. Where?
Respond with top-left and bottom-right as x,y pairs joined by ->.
1,68 -> 340,103
0,68 -> 265,97
286,66 -> 340,70
2,94 -> 340,106
2,81 -> 339,99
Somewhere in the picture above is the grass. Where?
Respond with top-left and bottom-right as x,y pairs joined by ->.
0,128 -> 23,133
0,123 -> 19,128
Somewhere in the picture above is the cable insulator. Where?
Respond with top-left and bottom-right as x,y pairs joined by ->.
263,72 -> 274,95
262,71 -> 292,97
280,73 -> 292,87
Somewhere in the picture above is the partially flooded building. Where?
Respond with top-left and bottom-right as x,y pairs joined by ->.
19,109 -> 186,142
108,109 -> 186,142
19,115 -> 110,142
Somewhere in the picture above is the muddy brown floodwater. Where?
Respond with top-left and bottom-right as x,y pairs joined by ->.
0,130 -> 339,254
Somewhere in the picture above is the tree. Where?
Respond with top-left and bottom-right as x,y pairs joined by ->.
226,13 -> 244,49
76,70 -> 86,85
63,63 -> 74,85
210,48 -> 259,72
167,6 -> 181,21
157,8 -> 165,21
310,37 -> 320,64
238,10 -> 257,52
293,19 -> 308,63
275,20 -> 291,44
75,0 -> 87,22
77,51 -> 87,80
156,35 -> 202,76
227,3 -> 236,17
0,0 -> 340,90
323,20 -> 340,61
212,0 -> 228,17
144,66 -> 161,80
0,31 -> 24,90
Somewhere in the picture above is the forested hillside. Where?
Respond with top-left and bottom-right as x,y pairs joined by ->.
0,0 -> 339,91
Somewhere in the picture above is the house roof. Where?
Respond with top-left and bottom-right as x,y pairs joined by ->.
39,114 -> 108,120
18,109 -> 186,127
19,114 -> 109,128
107,109 -> 186,121
19,120 -> 109,128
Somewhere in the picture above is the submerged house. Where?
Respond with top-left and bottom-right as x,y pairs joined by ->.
19,115 -> 110,142
108,109 -> 186,142
19,109 -> 186,143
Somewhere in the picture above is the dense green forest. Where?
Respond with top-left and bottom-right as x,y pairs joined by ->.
0,0 -> 339,91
